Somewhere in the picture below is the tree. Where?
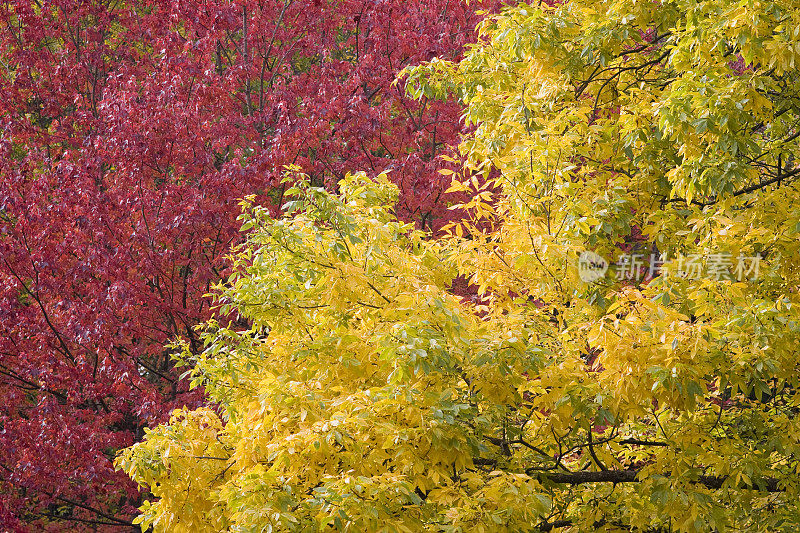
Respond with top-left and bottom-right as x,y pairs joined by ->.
0,0 -> 493,528
118,0 -> 800,530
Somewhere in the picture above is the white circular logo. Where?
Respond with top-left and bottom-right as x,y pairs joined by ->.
578,251 -> 608,283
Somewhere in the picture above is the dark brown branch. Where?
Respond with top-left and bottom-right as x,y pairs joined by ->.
618,438 -> 668,446
538,519 -> 573,531
669,165 -> 800,207
586,428 -> 608,471
541,468 -> 638,484
539,518 -> 669,532
537,468 -> 785,492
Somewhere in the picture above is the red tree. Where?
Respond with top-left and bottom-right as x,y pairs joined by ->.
0,0 -> 495,529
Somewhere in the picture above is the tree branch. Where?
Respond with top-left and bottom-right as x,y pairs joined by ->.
669,166 -> 800,207
537,468 -> 785,492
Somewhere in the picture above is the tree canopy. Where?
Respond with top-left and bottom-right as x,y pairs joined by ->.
117,0 -> 800,530
0,0 -> 491,528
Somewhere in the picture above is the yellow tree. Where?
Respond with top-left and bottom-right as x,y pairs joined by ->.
118,0 -> 800,530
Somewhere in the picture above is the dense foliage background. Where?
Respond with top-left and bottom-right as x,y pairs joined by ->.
120,0 -> 800,530
5,0 -> 800,530
0,0 -> 497,528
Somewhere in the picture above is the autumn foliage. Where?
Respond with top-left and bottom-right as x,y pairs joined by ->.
0,0 -> 495,528
119,0 -> 800,531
